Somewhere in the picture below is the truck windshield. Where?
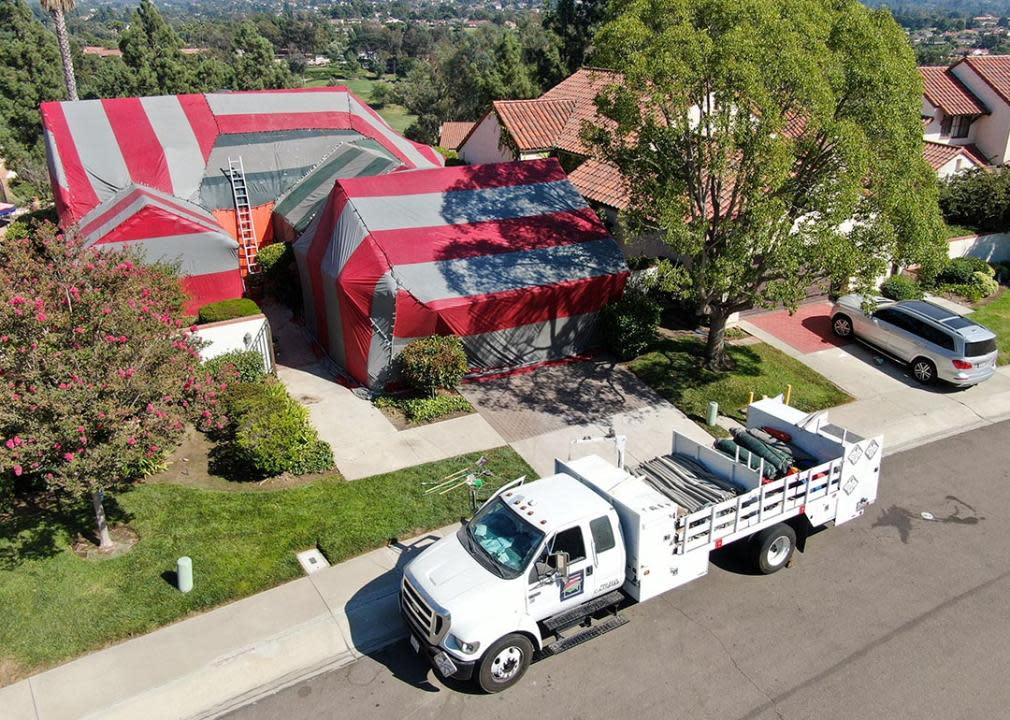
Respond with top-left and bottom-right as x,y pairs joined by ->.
460,497 -> 545,580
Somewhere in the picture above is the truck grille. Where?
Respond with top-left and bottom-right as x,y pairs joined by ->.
400,576 -> 447,643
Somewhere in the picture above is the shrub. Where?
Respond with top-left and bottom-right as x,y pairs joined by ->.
879,275 -> 923,301
971,271 -> 999,298
204,350 -> 266,383
3,220 -> 29,241
938,256 -> 994,286
255,242 -> 302,308
222,380 -> 333,477
197,298 -> 261,324
376,394 -> 472,423
598,289 -> 661,360
399,336 -> 469,395
939,167 -> 1010,232
255,243 -> 288,273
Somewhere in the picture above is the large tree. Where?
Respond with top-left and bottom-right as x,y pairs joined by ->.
0,223 -> 225,547
232,21 -> 294,91
40,0 -> 78,100
587,0 -> 946,368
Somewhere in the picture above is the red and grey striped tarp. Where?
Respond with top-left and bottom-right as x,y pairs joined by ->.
293,158 -> 629,389
40,87 -> 441,309
77,184 -> 242,312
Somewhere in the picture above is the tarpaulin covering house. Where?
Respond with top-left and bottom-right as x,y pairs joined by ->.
76,184 -> 243,305
40,88 -> 440,309
293,158 -> 629,389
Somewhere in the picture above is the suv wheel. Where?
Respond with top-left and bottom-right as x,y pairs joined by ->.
911,357 -> 937,385
831,314 -> 853,338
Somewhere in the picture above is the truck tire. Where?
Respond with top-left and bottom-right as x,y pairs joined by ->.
476,633 -> 534,693
753,523 -> 796,575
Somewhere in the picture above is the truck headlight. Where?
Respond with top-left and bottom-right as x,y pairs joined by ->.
449,635 -> 480,654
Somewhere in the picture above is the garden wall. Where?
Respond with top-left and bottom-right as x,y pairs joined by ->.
193,314 -> 275,373
948,232 -> 1010,263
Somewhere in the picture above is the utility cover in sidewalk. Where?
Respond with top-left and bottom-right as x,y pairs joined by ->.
296,548 -> 330,575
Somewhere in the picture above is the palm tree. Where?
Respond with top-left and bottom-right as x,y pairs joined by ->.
41,0 -> 79,101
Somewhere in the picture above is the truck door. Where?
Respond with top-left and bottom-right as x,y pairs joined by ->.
526,524 -> 596,621
589,514 -> 624,595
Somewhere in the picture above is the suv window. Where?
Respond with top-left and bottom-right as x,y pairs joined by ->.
589,516 -> 616,553
873,307 -> 905,327
965,338 -> 997,356
918,322 -> 956,351
550,526 -> 586,564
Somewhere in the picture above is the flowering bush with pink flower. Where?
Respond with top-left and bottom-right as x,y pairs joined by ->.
0,222 -> 229,547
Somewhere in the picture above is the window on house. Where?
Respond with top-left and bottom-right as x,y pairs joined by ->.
941,115 -> 953,136
952,115 -> 972,138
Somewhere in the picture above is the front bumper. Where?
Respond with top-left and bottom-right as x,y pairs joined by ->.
406,627 -> 476,681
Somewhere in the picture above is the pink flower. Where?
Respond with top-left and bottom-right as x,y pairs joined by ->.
76,426 -> 85,433
146,403 -> 155,413
13,465 -> 22,477
73,327 -> 85,334
4,439 -> 13,450
9,296 -> 26,306
63,452 -> 75,462
118,335 -> 127,343
36,312 -> 47,323
126,436 -> 136,446
102,307 -> 112,315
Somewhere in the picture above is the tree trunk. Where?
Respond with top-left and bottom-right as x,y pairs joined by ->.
92,490 -> 113,549
51,9 -> 79,101
704,310 -> 733,371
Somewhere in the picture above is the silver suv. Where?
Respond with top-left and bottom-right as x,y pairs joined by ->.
830,295 -> 998,386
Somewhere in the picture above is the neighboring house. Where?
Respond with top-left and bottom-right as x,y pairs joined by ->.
923,140 -> 988,179
457,68 -> 630,213
437,121 -> 475,151
918,56 -> 1010,171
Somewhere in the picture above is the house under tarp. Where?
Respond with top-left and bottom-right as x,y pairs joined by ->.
293,158 -> 629,389
40,88 -> 440,309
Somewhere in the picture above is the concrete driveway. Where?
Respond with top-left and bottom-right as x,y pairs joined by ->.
459,358 -> 713,476
742,302 -> 1010,452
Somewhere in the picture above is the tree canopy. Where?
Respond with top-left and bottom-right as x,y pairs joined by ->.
588,0 -> 946,367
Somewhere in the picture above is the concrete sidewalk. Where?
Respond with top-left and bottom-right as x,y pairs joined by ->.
0,529 -> 447,720
741,318 -> 1010,453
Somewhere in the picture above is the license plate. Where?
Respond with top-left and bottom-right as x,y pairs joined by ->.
975,360 -> 992,368
433,651 -> 458,677
410,634 -> 420,653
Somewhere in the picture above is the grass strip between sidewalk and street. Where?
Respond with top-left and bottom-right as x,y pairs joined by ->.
0,447 -> 532,685
627,335 -> 853,423
969,290 -> 1010,366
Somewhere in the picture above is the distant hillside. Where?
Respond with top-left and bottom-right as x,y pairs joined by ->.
866,0 -> 1010,14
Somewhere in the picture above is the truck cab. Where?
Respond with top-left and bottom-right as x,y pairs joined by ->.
401,473 -> 626,692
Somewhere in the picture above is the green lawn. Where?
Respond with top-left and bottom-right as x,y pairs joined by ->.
627,336 -> 853,423
970,289 -> 1010,365
302,71 -> 417,133
0,447 -> 532,683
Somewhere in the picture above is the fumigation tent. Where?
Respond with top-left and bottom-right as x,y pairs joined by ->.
40,88 -> 440,309
293,159 -> 629,389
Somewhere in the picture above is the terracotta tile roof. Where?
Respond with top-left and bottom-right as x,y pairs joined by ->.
958,55 -> 1010,106
438,121 -> 475,150
541,67 -> 624,155
567,158 -> 630,210
920,66 -> 988,115
922,141 -> 987,171
491,99 -> 576,152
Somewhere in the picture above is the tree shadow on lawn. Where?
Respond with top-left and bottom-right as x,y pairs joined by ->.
0,494 -> 131,570
629,336 -> 764,421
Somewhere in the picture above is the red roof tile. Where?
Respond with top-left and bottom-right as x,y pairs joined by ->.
541,67 -> 623,155
922,141 -> 987,171
958,55 -> 1010,106
568,158 -> 630,210
920,66 -> 987,115
492,99 -> 576,152
438,121 -> 476,150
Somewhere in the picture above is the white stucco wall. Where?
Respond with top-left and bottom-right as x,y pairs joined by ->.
936,154 -> 980,179
192,314 -> 275,373
459,112 -> 515,165
948,232 -> 1010,263
950,63 -> 1010,163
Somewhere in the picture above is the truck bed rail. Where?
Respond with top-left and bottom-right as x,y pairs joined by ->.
676,457 -> 843,553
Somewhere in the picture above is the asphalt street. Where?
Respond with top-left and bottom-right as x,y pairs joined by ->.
224,421 -> 1010,720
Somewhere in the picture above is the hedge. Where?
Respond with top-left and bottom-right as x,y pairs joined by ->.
399,336 -> 468,395
597,289 -> 661,360
204,350 -> 267,383
879,275 -> 923,301
220,380 -> 333,477
197,298 -> 261,324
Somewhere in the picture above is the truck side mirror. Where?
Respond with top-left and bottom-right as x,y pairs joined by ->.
553,551 -> 570,580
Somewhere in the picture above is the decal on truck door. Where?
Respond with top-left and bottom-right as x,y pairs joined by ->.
560,569 -> 585,601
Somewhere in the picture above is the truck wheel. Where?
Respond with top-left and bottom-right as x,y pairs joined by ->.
753,523 -> 796,575
477,633 -> 534,693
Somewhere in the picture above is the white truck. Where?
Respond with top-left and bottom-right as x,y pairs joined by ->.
400,398 -> 882,693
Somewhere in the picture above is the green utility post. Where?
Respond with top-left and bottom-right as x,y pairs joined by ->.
706,401 -> 719,427
177,556 -> 193,593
